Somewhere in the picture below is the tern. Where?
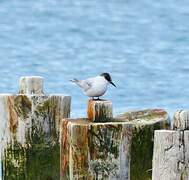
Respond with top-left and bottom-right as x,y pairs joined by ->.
70,73 -> 116,100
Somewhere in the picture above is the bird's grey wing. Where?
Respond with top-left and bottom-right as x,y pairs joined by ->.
82,78 -> 93,91
71,78 -> 91,91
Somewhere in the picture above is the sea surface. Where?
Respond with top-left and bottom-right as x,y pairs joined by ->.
0,0 -> 189,119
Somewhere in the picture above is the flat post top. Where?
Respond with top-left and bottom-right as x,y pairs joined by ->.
87,99 -> 113,122
19,76 -> 44,94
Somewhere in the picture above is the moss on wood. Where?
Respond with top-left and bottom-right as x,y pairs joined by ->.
116,109 -> 169,123
60,109 -> 170,180
14,95 -> 31,119
130,122 -> 166,180
130,126 -> 154,180
2,140 -> 60,180
88,124 -> 122,178
1,94 -> 71,180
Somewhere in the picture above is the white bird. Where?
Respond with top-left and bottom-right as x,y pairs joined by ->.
70,73 -> 116,100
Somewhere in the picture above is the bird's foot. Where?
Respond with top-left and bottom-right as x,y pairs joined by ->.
96,97 -> 102,101
91,97 -> 103,101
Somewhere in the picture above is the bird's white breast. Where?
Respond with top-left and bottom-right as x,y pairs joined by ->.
85,76 -> 108,97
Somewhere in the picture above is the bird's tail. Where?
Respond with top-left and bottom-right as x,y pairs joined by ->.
70,78 -> 84,89
70,78 -> 79,83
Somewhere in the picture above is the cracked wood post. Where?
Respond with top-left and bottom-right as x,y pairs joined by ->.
152,130 -> 189,180
61,108 -> 170,180
0,76 -> 71,180
152,110 -> 189,180
87,99 -> 113,122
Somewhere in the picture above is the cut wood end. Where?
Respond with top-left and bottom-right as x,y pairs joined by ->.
19,76 -> 44,94
87,99 -> 113,122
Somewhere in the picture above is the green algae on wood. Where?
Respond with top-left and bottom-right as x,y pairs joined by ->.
116,109 -> 169,123
61,119 -> 133,179
2,141 -> 60,180
60,109 -> 170,180
123,109 -> 170,180
130,123 -> 165,180
0,76 -> 71,180
14,95 -> 32,119
88,124 -> 123,178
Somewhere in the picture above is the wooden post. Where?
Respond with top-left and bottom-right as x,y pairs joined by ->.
115,108 -> 170,180
173,110 -> 189,130
87,99 -> 113,122
60,108 -> 170,180
152,130 -> 189,180
0,76 -> 71,180
152,110 -> 189,180
19,76 -> 44,94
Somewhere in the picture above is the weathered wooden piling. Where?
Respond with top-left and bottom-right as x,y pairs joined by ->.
173,110 -> 189,130
87,99 -> 113,122
60,100 -> 170,180
152,130 -> 189,180
0,76 -> 71,180
152,110 -> 189,180
19,76 -> 44,94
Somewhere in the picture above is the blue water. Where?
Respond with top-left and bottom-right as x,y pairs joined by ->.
0,0 -> 189,120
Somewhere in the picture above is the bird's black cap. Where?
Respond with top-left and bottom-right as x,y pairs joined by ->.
100,73 -> 116,87
100,73 -> 112,82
